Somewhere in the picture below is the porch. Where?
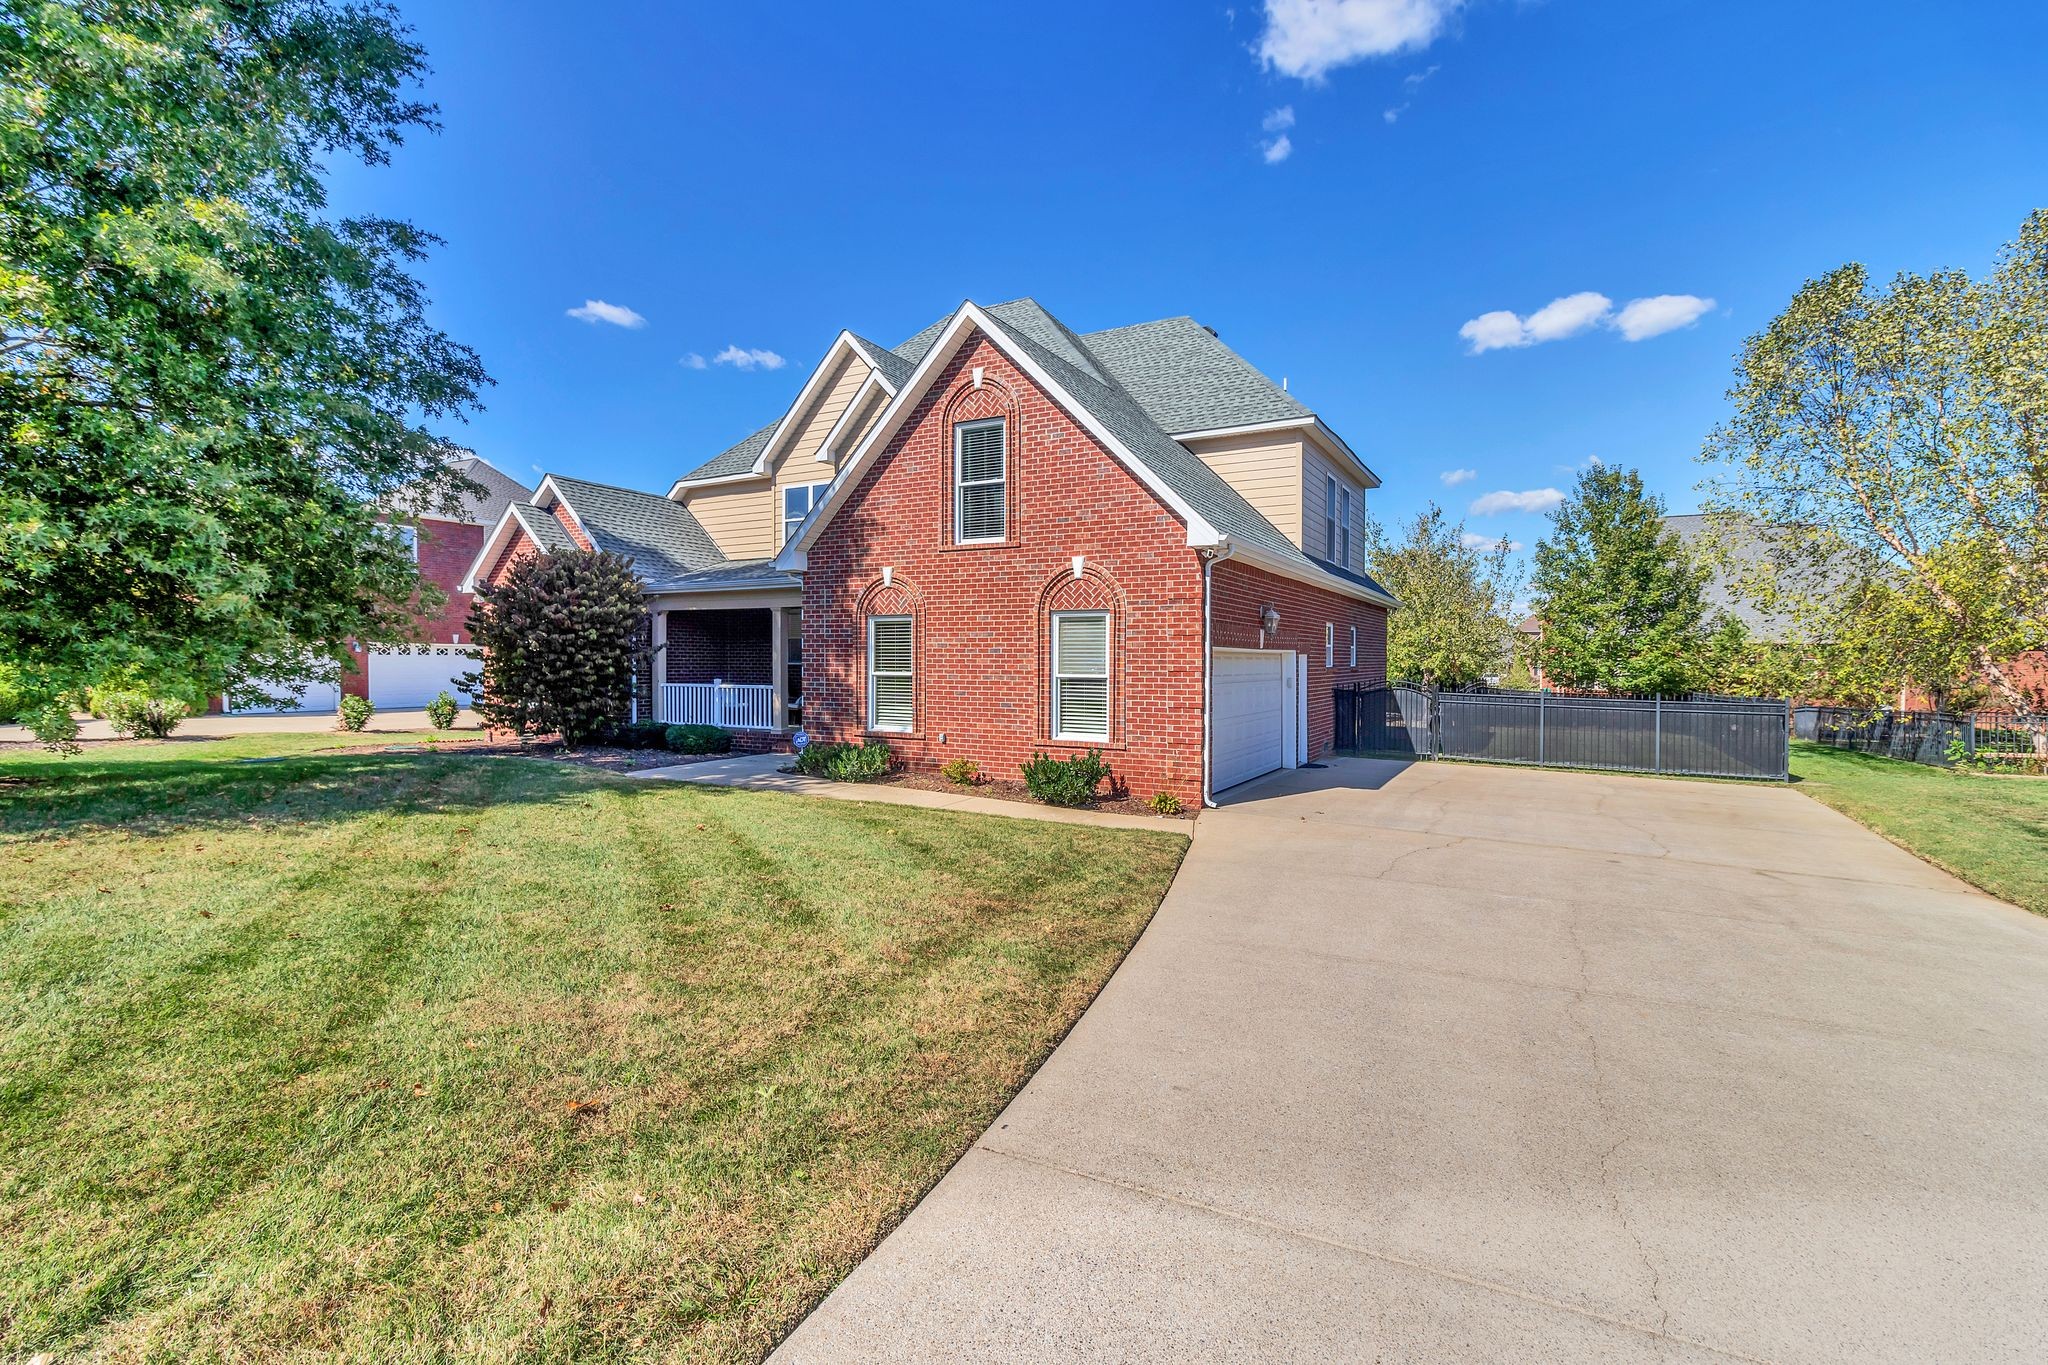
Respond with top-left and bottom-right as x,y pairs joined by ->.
645,596 -> 803,733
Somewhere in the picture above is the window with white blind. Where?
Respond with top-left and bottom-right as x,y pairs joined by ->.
1349,625 -> 1358,668
1324,475 -> 1338,560
1051,611 -> 1111,742
1337,486 -> 1352,566
782,482 -> 828,546
867,616 -> 914,732
1325,622 -> 1335,668
955,418 -> 1007,543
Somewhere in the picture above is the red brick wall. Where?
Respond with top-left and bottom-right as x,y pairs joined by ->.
665,608 -> 772,685
1211,558 -> 1389,760
801,331 -> 1209,805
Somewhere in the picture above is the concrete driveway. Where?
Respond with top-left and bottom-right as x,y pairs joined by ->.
778,757 -> 2048,1363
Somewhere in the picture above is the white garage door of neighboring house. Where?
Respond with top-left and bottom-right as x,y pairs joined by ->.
1212,648 -> 1290,792
228,678 -> 339,715
367,646 -> 476,710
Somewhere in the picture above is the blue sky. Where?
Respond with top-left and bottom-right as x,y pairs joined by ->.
327,0 -> 2048,562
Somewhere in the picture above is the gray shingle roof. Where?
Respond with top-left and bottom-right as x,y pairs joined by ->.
547,475 -> 725,582
1080,315 -> 1311,434
642,558 -> 800,594
386,454 -> 535,526
509,502 -> 578,553
847,332 -> 916,391
678,421 -> 778,483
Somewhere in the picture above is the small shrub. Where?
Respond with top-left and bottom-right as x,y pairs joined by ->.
792,741 -> 836,776
425,691 -> 460,729
338,694 -> 375,732
665,723 -> 733,755
100,691 -> 190,740
796,740 -> 893,781
941,757 -> 980,786
604,720 -> 670,749
1020,750 -> 1112,808
1147,790 -> 1185,816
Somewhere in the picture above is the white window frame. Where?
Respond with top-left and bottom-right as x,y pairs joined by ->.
954,417 -> 1007,544
782,481 -> 829,546
1050,610 -> 1112,743
1349,625 -> 1358,668
1324,474 -> 1338,561
867,616 -> 914,733
1325,622 -> 1335,668
381,521 -> 419,562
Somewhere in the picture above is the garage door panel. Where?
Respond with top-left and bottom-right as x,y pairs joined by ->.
1214,650 -> 1284,792
368,647 -> 477,710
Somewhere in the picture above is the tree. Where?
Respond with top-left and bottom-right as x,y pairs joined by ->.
464,550 -> 647,747
1364,505 -> 1520,687
1529,464 -> 1718,694
1701,210 -> 2048,749
0,0 -> 488,741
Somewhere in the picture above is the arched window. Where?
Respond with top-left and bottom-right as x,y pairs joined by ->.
1040,568 -> 1123,745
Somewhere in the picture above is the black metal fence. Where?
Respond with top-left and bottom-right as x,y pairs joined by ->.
1794,705 -> 2047,767
1336,684 -> 1791,780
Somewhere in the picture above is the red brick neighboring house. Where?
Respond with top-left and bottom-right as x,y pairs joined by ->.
464,299 -> 1397,805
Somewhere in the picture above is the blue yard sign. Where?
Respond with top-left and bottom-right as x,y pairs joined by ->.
791,729 -> 810,751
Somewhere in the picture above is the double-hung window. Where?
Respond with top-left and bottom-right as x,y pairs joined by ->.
381,521 -> 419,562
954,418 -> 1007,543
782,482 -> 828,546
1349,625 -> 1358,668
1325,623 -> 1335,668
867,616 -> 914,732
1337,486 -> 1352,567
1324,475 -> 1338,561
1051,612 -> 1111,742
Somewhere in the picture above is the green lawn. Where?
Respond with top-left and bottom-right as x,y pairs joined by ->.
1792,741 -> 2048,915
0,734 -> 1187,1360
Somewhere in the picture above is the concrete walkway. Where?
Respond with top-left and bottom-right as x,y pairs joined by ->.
0,708 -> 484,743
627,752 -> 1187,832
777,756 -> 2048,1363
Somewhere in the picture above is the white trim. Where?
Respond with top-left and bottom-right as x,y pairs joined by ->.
1224,536 -> 1400,609
1050,609 -> 1112,742
780,302 -> 1224,567
1325,621 -> 1335,668
1349,624 -> 1358,668
1210,646 -> 1296,793
866,614 -> 914,733
953,415 -> 1008,544
1170,416 -> 1381,489
781,480 -> 831,548
666,467 -> 771,497
816,370 -> 890,464
458,502 -> 569,593
749,332 -> 887,476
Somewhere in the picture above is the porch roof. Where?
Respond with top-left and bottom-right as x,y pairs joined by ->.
642,557 -> 800,595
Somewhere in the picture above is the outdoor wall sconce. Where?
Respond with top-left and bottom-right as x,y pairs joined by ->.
1260,605 -> 1281,634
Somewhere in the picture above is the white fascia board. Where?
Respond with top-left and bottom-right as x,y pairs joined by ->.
781,302 -> 1222,566
666,467 -> 772,498
749,332 -> 876,475
816,370 -> 888,463
1171,416 -> 1381,490
457,504 -> 525,593
839,337 -> 900,395
1223,536 -> 1401,610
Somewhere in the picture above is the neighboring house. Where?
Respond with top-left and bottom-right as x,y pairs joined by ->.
225,454 -> 533,713
464,298 -> 1396,805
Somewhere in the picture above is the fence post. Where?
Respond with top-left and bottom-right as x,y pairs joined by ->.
1654,695 -> 1662,774
1966,711 -> 1977,761
1538,689 -> 1547,767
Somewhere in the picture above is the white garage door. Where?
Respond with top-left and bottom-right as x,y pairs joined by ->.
228,677 -> 339,714
368,646 -> 476,710
1213,649 -> 1287,792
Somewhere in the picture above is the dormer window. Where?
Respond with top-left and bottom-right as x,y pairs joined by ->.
1324,475 -> 1351,566
954,417 -> 1007,543
783,482 -> 828,546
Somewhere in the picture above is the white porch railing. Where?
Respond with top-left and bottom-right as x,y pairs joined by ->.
659,681 -> 776,731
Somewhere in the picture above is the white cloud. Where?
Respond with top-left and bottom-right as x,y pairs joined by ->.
1259,0 -> 1464,82
1262,132 -> 1294,164
1440,467 -> 1476,486
1404,63 -> 1440,88
1262,105 -> 1296,132
713,344 -> 786,372
1613,293 -> 1716,341
566,299 -> 646,329
1457,291 -> 1613,354
1384,62 -> 1440,120
1470,488 -> 1564,516
1462,531 -> 1522,552
679,352 -> 708,369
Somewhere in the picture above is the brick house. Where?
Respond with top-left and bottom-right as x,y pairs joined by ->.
464,299 -> 1396,804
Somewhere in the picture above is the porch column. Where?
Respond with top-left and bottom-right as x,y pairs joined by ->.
770,605 -> 789,730
649,607 -> 667,724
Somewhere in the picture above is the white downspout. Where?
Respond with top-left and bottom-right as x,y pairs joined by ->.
1201,539 -> 1236,809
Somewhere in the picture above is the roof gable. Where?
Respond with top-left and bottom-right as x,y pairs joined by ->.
543,474 -> 726,582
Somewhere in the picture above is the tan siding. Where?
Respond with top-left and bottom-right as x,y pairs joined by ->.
1302,441 -> 1368,574
772,355 -> 868,487
1184,432 -> 1304,547
682,481 -> 776,560
834,383 -> 889,460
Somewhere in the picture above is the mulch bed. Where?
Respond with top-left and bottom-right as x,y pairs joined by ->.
779,765 -> 1193,821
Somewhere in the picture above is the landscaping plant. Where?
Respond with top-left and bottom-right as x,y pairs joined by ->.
463,549 -> 647,747
98,693 -> 189,740
1147,790 -> 1185,816
795,741 -> 893,781
941,757 -> 981,786
337,695 -> 374,732
665,724 -> 733,755
425,691 -> 460,730
1021,751 -> 1112,807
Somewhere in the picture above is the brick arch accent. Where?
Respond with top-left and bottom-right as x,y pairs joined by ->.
1037,565 -> 1128,747
940,375 -> 1019,546
855,575 -> 922,736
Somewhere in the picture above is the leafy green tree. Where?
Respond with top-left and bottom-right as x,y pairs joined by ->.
1529,464 -> 1717,694
0,0 -> 488,741
1701,210 -> 2048,749
464,550 -> 647,747
1364,505 -> 1520,687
